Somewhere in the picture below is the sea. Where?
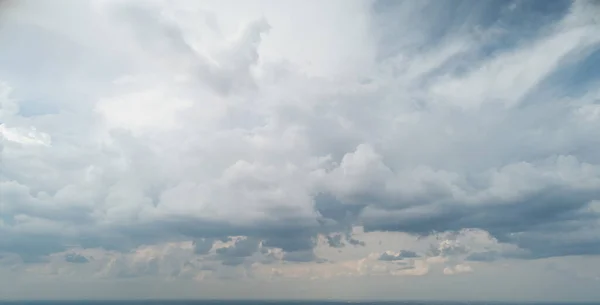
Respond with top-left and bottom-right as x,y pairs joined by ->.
0,301 -> 598,305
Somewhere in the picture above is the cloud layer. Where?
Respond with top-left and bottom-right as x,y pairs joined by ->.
1,0 -> 600,300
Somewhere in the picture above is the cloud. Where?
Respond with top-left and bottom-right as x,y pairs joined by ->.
325,234 -> 344,248
1,0 -> 600,294
378,250 -> 419,261
354,253 -> 429,277
64,253 -> 90,264
324,233 -> 365,248
443,264 -> 473,275
192,239 -> 215,255
465,251 -> 500,262
429,239 -> 469,257
282,250 -> 320,263
355,154 -> 600,258
214,237 -> 260,266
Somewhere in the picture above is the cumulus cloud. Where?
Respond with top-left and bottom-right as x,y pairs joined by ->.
214,237 -> 260,266
378,250 -> 419,261
443,264 -> 474,275
1,0 -> 600,298
192,238 -> 214,255
465,251 -> 501,262
64,253 -> 90,264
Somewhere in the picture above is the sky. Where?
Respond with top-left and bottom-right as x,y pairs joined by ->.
1,0 -> 600,302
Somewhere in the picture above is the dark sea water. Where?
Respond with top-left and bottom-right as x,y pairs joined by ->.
0,301 -> 598,305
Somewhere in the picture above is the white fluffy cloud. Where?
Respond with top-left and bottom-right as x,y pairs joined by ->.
2,0 -> 600,301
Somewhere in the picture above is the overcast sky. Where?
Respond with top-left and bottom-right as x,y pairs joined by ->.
1,0 -> 600,302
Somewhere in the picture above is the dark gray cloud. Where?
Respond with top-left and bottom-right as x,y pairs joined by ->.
193,238 -> 214,255
262,235 -> 316,253
326,234 -> 344,248
361,184 -> 600,259
378,250 -> 419,261
465,251 -> 501,262
347,238 -> 365,247
324,233 -> 365,248
214,238 -> 260,266
64,253 -> 89,264
282,250 -> 319,263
